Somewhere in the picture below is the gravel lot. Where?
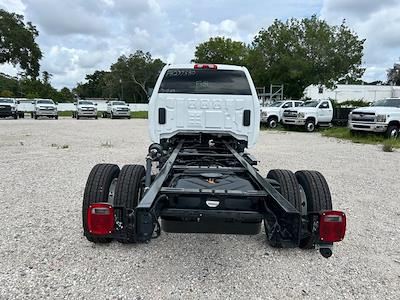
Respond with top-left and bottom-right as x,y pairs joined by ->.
0,118 -> 399,299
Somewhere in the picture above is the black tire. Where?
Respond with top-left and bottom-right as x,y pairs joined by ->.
114,165 -> 145,243
76,114 -> 80,120
82,164 -> 120,243
55,115 -> 58,120
295,170 -> 332,249
95,115 -> 98,120
13,114 -> 17,119
386,125 -> 399,139
267,169 -> 302,211
34,114 -> 38,120
267,116 -> 278,128
266,169 -> 301,247
127,115 -> 131,119
305,119 -> 315,132
110,112 -> 114,119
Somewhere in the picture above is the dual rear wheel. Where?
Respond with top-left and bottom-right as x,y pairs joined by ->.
82,163 -> 145,243
266,169 -> 332,249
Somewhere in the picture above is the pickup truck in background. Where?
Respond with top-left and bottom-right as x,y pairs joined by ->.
282,99 -> 353,132
72,100 -> 98,119
102,101 -> 131,119
260,100 -> 303,128
0,98 -> 24,119
31,99 -> 58,119
348,98 -> 400,139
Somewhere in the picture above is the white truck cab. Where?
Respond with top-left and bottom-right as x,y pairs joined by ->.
31,99 -> 58,119
104,101 -> 131,119
73,100 -> 98,119
282,99 -> 333,132
348,98 -> 400,139
260,100 -> 303,128
148,64 -> 260,148
0,98 -> 21,119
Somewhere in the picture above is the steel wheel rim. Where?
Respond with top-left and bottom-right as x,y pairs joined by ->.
390,128 -> 398,139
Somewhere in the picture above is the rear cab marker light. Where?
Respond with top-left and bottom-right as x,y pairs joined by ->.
194,64 -> 218,70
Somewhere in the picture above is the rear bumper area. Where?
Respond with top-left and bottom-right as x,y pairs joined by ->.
348,122 -> 387,133
160,208 -> 263,235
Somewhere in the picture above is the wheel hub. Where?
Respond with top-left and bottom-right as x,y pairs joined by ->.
390,129 -> 398,139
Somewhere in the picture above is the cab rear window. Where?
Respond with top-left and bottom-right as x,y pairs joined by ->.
159,69 -> 252,95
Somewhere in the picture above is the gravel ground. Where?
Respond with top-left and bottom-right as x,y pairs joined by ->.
0,118 -> 399,299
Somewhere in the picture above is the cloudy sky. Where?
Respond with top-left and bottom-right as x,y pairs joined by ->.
1,0 -> 399,89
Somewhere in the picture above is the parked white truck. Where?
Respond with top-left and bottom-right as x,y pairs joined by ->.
103,101 -> 131,119
282,100 -> 333,132
31,99 -> 58,119
81,63 -> 347,258
260,100 -> 303,128
73,100 -> 98,119
348,98 -> 400,139
0,98 -> 24,119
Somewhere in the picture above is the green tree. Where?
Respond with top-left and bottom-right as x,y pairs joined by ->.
0,9 -> 42,78
59,87 -> 75,102
0,73 -> 19,95
249,16 -> 365,98
0,89 -> 14,97
111,50 -> 165,102
192,37 -> 249,65
42,71 -> 52,85
74,70 -> 113,99
387,62 -> 400,85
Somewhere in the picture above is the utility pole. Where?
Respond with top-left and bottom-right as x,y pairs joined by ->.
119,78 -> 124,100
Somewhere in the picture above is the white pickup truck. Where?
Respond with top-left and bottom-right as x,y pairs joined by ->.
260,100 -> 303,128
282,100 -> 333,132
0,98 -> 24,119
348,98 -> 400,139
103,101 -> 131,119
73,100 -> 98,119
82,63 -> 347,258
31,99 -> 58,119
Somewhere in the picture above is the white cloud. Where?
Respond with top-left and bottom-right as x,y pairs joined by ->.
2,0 -> 399,88
193,19 -> 241,41
321,0 -> 400,82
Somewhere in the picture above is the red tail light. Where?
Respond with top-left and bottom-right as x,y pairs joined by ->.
319,211 -> 346,242
194,64 -> 217,69
87,203 -> 115,235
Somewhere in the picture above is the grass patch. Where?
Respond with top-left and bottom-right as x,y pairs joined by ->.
382,139 -> 396,152
321,127 -> 400,149
58,111 -> 73,117
131,111 -> 148,119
